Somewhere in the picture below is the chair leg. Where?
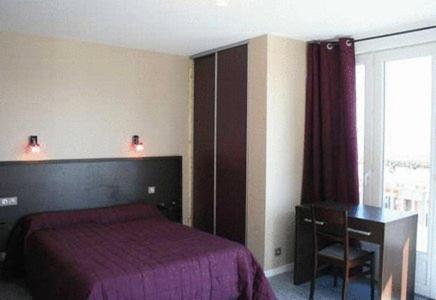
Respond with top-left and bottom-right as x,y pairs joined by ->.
370,255 -> 375,300
309,260 -> 317,300
309,269 -> 316,300
342,266 -> 349,300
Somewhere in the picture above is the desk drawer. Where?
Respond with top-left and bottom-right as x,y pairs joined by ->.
297,207 -> 383,244
348,218 -> 383,244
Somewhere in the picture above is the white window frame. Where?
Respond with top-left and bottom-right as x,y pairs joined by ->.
356,53 -> 380,207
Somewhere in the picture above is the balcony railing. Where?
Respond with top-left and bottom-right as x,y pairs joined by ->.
382,159 -> 429,252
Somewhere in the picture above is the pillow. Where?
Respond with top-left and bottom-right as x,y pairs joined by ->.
22,203 -> 163,234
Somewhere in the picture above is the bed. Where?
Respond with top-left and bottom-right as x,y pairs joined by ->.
3,203 -> 275,300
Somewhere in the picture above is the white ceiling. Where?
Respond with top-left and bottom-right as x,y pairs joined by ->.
0,0 -> 435,56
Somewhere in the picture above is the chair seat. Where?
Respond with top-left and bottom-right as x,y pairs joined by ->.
319,243 -> 371,261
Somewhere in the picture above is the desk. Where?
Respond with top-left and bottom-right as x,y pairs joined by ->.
294,202 -> 417,300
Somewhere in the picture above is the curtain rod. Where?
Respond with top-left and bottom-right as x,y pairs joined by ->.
192,25 -> 436,56
355,25 -> 436,42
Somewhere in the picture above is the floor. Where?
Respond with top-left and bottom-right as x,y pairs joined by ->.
0,271 -> 432,300
269,272 -> 431,300
270,272 -> 372,300
0,278 -> 30,300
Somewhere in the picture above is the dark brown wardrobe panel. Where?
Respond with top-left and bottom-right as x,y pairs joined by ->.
216,45 -> 247,244
193,44 -> 247,245
193,54 -> 215,234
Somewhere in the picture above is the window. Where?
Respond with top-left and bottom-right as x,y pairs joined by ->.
356,43 -> 436,297
382,56 -> 432,253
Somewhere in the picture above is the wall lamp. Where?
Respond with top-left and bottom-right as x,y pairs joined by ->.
132,135 -> 144,152
29,135 -> 41,153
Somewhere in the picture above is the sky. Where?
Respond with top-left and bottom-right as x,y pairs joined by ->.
356,56 -> 433,163
384,56 -> 432,162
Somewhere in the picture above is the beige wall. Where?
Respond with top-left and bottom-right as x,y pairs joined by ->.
264,35 -> 306,270
246,35 -> 306,271
0,31 -> 306,270
246,35 -> 269,266
0,31 -> 192,223
185,60 -> 194,226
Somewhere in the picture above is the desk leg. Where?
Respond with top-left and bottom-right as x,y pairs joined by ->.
293,207 -> 332,285
380,216 -> 417,300
293,208 -> 313,284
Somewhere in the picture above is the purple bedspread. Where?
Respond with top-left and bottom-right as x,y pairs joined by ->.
5,204 -> 275,300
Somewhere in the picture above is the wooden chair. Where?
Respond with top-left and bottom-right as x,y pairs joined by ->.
309,205 -> 375,300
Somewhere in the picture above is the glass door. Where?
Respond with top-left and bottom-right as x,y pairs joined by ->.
358,43 -> 436,298
382,54 -> 433,297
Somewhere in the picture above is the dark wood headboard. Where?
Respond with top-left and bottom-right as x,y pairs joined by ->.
0,156 -> 182,250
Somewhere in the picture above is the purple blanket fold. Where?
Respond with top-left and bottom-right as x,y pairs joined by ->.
5,204 -> 276,300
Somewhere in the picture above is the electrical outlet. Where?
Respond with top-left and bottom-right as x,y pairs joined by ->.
147,186 -> 156,194
0,197 -> 18,207
274,247 -> 282,256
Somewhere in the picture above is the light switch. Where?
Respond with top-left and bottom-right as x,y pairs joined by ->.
148,186 -> 156,194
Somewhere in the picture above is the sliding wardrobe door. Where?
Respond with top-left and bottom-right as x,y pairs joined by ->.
216,45 -> 247,244
193,54 -> 215,234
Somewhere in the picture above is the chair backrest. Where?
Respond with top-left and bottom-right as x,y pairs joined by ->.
311,205 -> 349,261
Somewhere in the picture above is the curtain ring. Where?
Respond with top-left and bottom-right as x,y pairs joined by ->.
346,39 -> 353,47
326,43 -> 334,50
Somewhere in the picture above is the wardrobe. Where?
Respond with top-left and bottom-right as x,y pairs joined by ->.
193,44 -> 247,245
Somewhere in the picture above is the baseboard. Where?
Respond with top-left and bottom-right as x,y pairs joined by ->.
265,263 -> 294,278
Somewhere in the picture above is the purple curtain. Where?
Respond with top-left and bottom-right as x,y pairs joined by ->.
302,38 -> 359,205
